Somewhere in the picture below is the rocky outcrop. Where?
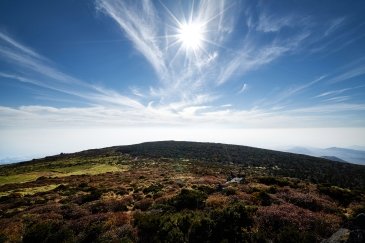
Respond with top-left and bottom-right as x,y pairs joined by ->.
323,214 -> 365,243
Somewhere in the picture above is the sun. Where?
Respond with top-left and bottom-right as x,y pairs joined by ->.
177,21 -> 204,51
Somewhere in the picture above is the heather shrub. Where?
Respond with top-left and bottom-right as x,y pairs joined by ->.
188,217 -> 214,242
256,203 -> 340,239
23,220 -> 75,243
61,203 -> 90,219
79,189 -> 102,204
258,176 -> 291,187
206,194 -> 228,208
209,202 -> 254,241
134,198 -> 154,211
105,212 -> 130,227
195,185 -> 216,194
0,234 -> 6,243
266,186 -> 277,194
132,192 -> 144,201
170,189 -> 207,210
134,202 -> 253,243
0,219 -> 24,243
143,183 -> 163,194
73,213 -> 108,230
278,189 -> 337,212
223,186 -> 237,196
28,203 -> 62,215
276,225 -> 316,243
254,191 -> 272,206
351,204 -> 365,217
78,221 -> 105,243
133,211 -> 161,243
318,185 -> 359,206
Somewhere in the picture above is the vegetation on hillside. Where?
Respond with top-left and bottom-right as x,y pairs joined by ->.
0,141 -> 364,242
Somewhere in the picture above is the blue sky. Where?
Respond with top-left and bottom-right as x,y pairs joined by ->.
0,0 -> 365,160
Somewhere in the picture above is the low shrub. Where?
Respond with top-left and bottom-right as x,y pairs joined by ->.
134,198 -> 154,211
318,185 -> 359,206
143,184 -> 163,194
170,189 -> 207,210
254,191 -> 272,206
257,176 -> 292,187
223,186 -> 237,196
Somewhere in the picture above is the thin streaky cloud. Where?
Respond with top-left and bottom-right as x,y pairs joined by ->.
324,17 -> 346,36
0,32 -> 144,109
257,75 -> 327,109
327,64 -> 365,83
238,83 -> 247,94
96,0 -> 167,80
0,32 -> 45,60
315,85 -> 365,98
257,14 -> 296,33
286,103 -> 365,114
308,22 -> 365,55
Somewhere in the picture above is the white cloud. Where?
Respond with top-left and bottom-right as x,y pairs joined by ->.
315,84 -> 365,98
328,64 -> 365,83
96,0 -> 167,79
0,32 -> 143,109
238,83 -> 247,94
324,17 -> 346,37
257,14 -> 295,33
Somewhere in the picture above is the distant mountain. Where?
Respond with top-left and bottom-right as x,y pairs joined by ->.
348,145 -> 365,151
286,146 -> 365,165
0,156 -> 36,164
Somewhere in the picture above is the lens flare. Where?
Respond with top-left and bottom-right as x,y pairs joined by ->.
177,22 -> 204,51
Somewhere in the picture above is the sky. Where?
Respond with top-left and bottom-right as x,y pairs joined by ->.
0,0 -> 365,161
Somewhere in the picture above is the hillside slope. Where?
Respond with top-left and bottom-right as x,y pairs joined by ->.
114,141 -> 365,189
0,141 -> 364,242
2,141 -> 365,190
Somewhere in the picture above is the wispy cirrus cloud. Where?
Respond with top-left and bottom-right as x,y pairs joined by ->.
256,13 -> 298,33
315,85 -> 365,98
96,0 -> 237,99
238,83 -> 247,94
0,31 -> 143,109
327,64 -> 365,83
324,17 -> 346,37
96,0 -> 167,79
96,0 -> 312,97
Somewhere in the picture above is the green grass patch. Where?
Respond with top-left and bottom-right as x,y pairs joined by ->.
55,164 -> 127,175
0,164 -> 127,185
0,184 -> 61,197
0,173 -> 40,185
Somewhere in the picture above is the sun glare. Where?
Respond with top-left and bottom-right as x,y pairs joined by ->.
177,22 -> 204,51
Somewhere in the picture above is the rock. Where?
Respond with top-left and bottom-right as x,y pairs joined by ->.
322,228 -> 350,243
226,177 -> 244,184
322,214 -> 365,243
347,229 -> 365,243
353,213 -> 365,230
